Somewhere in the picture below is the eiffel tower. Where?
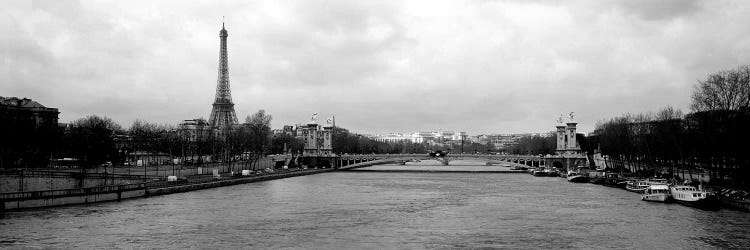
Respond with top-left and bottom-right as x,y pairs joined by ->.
208,22 -> 239,128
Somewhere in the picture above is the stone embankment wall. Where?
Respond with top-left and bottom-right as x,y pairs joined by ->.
1,171 -> 144,193
146,169 -> 333,196
1,183 -> 147,211
1,168 -> 334,212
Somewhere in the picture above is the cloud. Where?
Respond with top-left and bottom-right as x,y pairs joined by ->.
615,0 -> 702,21
248,1 -> 408,87
2,0 -> 749,135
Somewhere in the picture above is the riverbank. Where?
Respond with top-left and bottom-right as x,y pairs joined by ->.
526,167 -> 750,212
1,168 -> 334,212
145,168 -> 334,196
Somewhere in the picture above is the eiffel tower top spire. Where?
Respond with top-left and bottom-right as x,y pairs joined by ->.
220,18 -> 227,38
209,20 -> 238,128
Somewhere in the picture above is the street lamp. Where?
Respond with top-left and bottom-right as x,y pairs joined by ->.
460,133 -> 466,154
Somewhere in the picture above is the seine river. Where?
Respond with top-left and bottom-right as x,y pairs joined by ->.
2,160 -> 749,249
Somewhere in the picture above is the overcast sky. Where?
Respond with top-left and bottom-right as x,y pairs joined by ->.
2,0 -> 749,135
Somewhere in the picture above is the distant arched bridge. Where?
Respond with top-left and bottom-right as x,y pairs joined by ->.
331,154 -> 545,170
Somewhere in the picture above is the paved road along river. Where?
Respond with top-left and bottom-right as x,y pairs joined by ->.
2,160 -> 749,249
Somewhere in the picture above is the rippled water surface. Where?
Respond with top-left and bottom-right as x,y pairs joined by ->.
2,161 -> 750,249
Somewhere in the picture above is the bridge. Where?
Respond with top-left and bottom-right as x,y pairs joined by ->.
287,154 -> 545,170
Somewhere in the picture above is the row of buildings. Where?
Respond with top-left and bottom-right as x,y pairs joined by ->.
367,131 -> 466,144
360,131 -> 542,150
470,133 -> 543,150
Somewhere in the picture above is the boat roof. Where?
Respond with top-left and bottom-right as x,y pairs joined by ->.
672,185 -> 698,189
649,184 -> 670,189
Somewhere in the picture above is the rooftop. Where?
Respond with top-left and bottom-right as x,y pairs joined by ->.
0,96 -> 48,108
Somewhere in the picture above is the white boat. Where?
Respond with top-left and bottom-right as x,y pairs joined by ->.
641,184 -> 671,202
626,179 -> 669,193
670,185 -> 720,210
626,180 -> 649,193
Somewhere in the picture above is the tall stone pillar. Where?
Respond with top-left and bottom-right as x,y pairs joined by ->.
321,125 -> 333,156
304,123 -> 319,156
556,125 -> 566,153
566,122 -> 579,152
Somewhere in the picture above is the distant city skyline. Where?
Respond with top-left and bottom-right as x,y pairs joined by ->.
4,1 -> 750,135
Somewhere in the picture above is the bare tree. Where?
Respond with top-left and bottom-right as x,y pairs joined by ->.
691,65 -> 750,112
655,105 -> 684,121
245,110 -> 272,169
69,115 -> 123,168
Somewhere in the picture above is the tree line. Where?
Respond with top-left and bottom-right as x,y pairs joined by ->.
24,108 -> 457,170
332,127 -> 426,154
8,105 -> 487,170
506,133 -> 557,156
46,109 -> 275,171
591,64 -> 750,188
499,64 -> 749,188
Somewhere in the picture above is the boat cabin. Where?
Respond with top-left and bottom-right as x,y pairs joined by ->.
645,184 -> 670,194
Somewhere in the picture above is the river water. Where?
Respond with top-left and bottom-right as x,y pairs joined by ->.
2,160 -> 749,249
